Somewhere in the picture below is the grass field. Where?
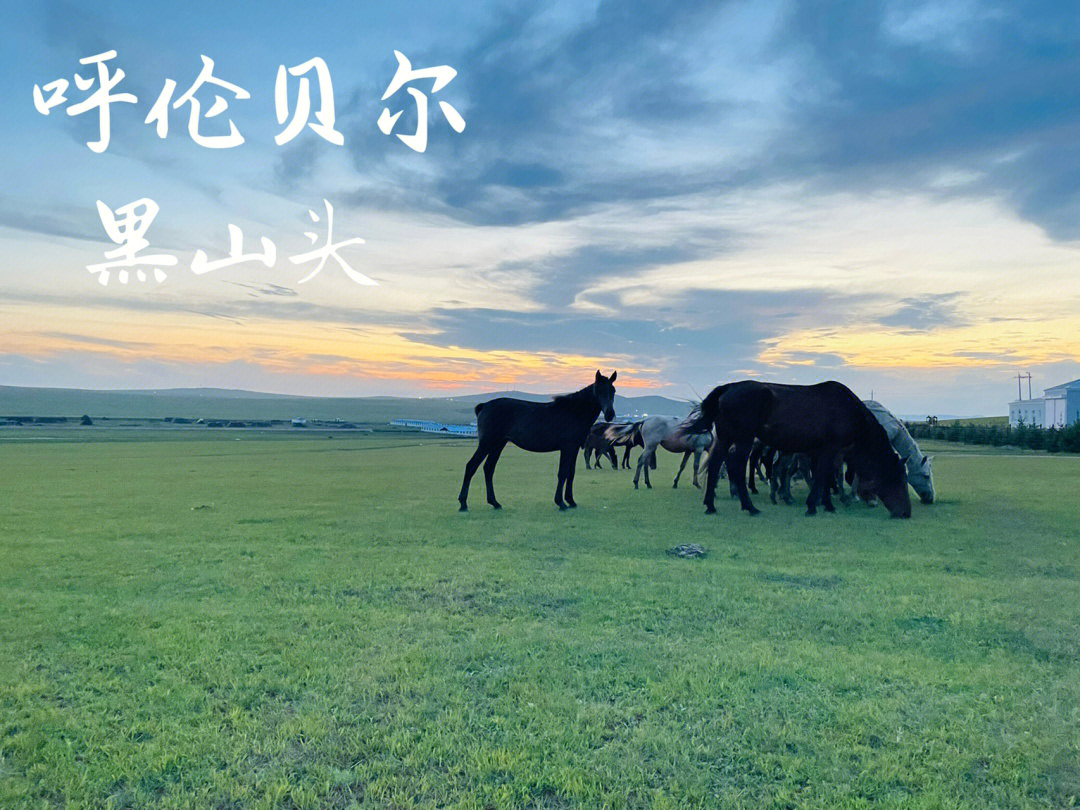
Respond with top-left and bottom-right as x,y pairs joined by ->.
2,434 -> 1078,809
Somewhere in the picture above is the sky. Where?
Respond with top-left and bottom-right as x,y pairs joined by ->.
1,0 -> 1078,415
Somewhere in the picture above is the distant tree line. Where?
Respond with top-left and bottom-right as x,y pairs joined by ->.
906,419 -> 1080,453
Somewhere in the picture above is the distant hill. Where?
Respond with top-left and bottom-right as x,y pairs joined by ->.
0,385 -> 692,424
117,387 -> 296,399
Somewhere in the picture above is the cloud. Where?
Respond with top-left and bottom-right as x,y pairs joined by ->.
878,293 -> 968,332
0,205 -> 105,241
768,1 -> 1080,238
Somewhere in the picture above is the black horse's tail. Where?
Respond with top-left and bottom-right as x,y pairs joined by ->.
685,384 -> 731,434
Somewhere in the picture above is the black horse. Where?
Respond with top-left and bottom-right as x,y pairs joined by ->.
458,371 -> 617,511
689,380 -> 911,518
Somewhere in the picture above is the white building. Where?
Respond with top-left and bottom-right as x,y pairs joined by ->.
390,418 -> 478,437
1009,378 -> 1080,428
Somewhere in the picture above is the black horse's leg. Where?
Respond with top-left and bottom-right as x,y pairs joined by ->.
482,440 -> 507,509
703,435 -> 725,514
606,447 -> 618,470
583,447 -> 593,470
804,465 -> 822,516
673,450 -> 690,488
782,460 -> 796,505
458,444 -> 490,511
817,452 -> 836,513
565,447 -> 580,507
554,448 -> 571,510
730,440 -> 759,515
762,449 -> 774,484
728,446 -> 739,499
747,447 -> 759,494
622,445 -> 631,469
692,449 -> 702,488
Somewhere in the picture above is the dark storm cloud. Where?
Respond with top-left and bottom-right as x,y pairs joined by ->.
327,1 -> 1080,241
334,1 -> 749,225
767,1 -> 1080,238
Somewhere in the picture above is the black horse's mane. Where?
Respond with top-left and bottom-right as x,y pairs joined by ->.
552,384 -> 596,407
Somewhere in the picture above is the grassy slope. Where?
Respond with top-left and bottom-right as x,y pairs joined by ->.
1,435 -> 1078,809
935,416 -> 1009,427
0,387 -> 690,424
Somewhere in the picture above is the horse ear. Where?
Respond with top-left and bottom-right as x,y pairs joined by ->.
595,369 -> 602,382
609,370 -> 617,382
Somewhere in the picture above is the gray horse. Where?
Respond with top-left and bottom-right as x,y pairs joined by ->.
632,415 -> 712,489
864,400 -> 935,504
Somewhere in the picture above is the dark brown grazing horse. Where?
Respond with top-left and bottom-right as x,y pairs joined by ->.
584,421 -> 645,469
688,380 -> 910,518
583,423 -> 620,470
458,371 -> 617,511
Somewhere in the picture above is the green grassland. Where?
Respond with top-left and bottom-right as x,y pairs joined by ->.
1,433 -> 1078,809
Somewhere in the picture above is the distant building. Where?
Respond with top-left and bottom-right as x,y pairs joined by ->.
1009,378 -> 1080,428
390,418 -> 477,437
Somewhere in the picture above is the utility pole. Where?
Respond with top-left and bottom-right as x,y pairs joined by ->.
1017,372 -> 1023,400
1026,372 -> 1032,400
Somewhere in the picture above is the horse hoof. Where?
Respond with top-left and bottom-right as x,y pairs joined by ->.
556,502 -> 567,511
805,509 -> 816,517
704,506 -> 716,515
567,501 -> 577,508
746,507 -> 761,516
672,482 -> 678,489
824,504 -> 835,513
458,504 -> 468,512
490,502 -> 502,510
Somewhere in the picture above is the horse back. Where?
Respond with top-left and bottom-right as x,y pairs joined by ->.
476,397 -> 589,452
733,380 -> 871,452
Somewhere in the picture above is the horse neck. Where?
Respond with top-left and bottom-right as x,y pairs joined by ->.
556,386 -> 600,424
855,410 -> 895,468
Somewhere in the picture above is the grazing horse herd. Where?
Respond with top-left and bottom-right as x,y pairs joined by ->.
458,371 -> 933,519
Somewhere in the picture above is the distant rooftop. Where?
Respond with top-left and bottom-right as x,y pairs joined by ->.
1044,378 -> 1080,395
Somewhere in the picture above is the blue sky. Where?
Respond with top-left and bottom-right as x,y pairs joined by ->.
1,0 -> 1079,415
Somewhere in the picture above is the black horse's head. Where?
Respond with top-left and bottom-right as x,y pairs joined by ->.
593,370 -> 617,421
860,447 -> 911,518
